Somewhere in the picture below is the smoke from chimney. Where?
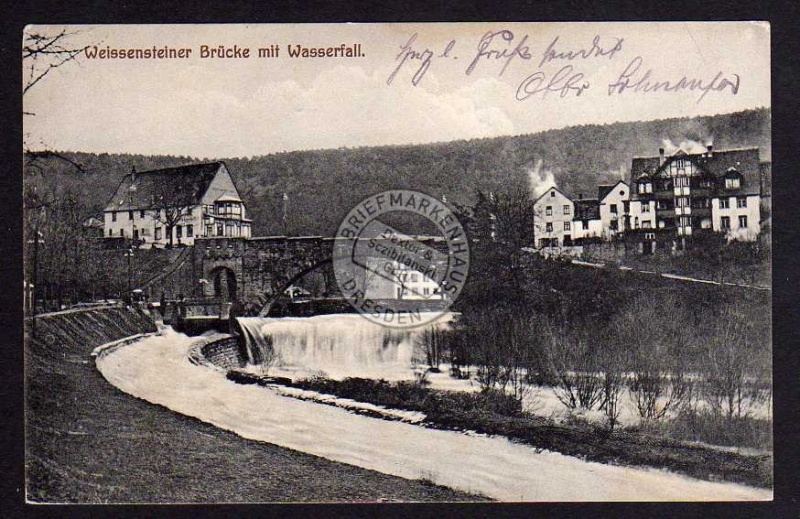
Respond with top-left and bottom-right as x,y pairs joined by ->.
527,159 -> 557,199
661,138 -> 713,156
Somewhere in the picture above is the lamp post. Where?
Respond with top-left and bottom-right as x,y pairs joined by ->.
124,247 -> 134,303
27,229 -> 45,338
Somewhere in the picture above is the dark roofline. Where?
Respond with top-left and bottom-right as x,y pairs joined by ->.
125,161 -> 224,177
533,186 -> 571,205
632,146 -> 760,161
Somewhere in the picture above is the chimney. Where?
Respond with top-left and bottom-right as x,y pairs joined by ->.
706,144 -> 713,157
131,166 -> 137,182
658,148 -> 665,165
578,193 -> 583,200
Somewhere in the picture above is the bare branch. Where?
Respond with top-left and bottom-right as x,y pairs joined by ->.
22,30 -> 90,96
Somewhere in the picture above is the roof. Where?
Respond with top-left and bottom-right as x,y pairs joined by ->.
573,199 -> 600,220
630,147 -> 762,197
104,162 -> 225,212
533,186 -> 571,205
215,194 -> 242,203
597,181 -> 627,201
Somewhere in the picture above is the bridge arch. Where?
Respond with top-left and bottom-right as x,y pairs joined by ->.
209,266 -> 238,302
257,257 -> 332,316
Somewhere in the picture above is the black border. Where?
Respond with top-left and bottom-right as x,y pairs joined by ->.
3,1 -> 798,518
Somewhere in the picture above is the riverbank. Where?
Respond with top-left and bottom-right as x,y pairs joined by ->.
97,330 -> 771,501
290,377 -> 772,489
26,308 -> 482,502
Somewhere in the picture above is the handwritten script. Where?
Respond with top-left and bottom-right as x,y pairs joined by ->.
387,30 -> 740,104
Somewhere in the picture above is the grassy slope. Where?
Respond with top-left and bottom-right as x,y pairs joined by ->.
25,309 -> 485,503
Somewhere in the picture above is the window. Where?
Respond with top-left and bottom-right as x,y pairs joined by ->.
719,198 -> 730,209
739,215 -> 748,228
187,225 -> 194,237
140,210 -> 145,218
545,206 -> 552,216
642,204 -> 650,213
644,232 -> 655,240
410,273 -> 418,282
423,287 -> 430,296
582,220 -> 588,230
206,225 -> 213,236
610,220 -> 618,231
623,201 -> 630,213
217,223 -> 224,236
176,225 -> 183,239
721,216 -> 731,229
550,191 -> 556,197
119,229 -> 124,237
564,222 -> 571,231
112,212 -> 117,222
676,197 -> 689,208
155,227 -> 162,240
642,221 -> 652,229
646,182 -> 653,194
128,211 -> 133,220
610,204 -> 618,214
675,176 -> 690,187
545,222 -> 553,232
563,205 -> 570,215
725,176 -> 741,189
108,229 -> 113,236
737,197 -> 747,208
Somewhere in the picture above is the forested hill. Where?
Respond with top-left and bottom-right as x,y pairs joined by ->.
33,108 -> 770,237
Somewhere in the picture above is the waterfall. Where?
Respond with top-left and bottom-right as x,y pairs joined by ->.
236,313 -> 452,380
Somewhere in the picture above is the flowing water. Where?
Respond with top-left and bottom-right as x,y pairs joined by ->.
95,329 -> 771,501
236,313 -> 451,380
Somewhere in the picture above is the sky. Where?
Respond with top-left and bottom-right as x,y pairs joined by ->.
23,23 -> 770,158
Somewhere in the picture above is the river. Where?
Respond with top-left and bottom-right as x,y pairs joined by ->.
95,319 -> 770,501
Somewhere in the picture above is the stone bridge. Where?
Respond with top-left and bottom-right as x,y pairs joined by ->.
150,236 -> 451,312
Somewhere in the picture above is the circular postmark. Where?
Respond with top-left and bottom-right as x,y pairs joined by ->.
333,190 -> 470,329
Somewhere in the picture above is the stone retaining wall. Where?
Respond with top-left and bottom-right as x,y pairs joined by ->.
188,333 -> 247,371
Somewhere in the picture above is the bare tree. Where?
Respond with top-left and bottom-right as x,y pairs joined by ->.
415,325 -> 447,373
612,295 -> 693,421
23,29 -> 89,99
148,197 -> 194,248
702,303 -> 770,420
23,28 -> 92,313
544,322 -> 604,411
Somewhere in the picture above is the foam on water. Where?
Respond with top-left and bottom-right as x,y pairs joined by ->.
95,329 -> 772,502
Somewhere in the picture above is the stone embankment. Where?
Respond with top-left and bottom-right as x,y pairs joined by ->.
28,305 -> 157,357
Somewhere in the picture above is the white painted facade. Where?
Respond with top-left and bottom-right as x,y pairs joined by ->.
598,181 -> 629,239
628,199 -> 657,231
103,163 -> 252,247
711,194 -> 760,241
534,188 -> 575,248
572,217 -> 603,240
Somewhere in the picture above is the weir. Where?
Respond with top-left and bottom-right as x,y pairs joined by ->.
235,313 -> 452,380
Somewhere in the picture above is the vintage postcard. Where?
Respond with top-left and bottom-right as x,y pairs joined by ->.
23,22 -> 772,503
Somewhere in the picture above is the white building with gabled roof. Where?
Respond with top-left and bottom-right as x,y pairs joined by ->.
533,187 -> 575,248
103,161 -> 252,247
